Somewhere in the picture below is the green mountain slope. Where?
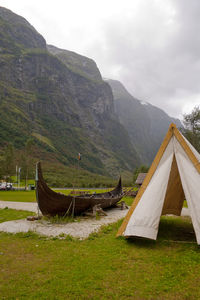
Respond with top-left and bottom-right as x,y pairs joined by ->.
0,6 -> 141,180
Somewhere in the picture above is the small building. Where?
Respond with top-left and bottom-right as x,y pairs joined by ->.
135,173 -> 147,186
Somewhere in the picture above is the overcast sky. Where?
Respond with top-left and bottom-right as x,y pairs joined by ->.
1,0 -> 200,119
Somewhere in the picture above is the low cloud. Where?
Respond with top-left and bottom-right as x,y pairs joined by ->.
85,0 -> 200,118
1,0 -> 200,118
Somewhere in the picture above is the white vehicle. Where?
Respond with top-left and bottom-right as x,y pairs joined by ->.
0,182 -> 6,190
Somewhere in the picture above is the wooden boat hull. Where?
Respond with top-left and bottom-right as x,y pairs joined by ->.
36,162 -> 123,216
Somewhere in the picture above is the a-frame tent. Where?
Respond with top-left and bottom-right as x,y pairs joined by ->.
117,123 -> 200,244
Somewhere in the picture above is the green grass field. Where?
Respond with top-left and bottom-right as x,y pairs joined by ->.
0,191 -> 193,299
0,190 -> 36,202
0,208 -> 199,300
0,208 -> 34,223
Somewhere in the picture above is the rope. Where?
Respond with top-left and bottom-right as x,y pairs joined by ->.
64,199 -> 73,217
72,197 -> 75,218
123,187 -> 135,196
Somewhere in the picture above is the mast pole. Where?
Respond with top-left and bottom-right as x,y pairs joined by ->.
35,162 -> 39,218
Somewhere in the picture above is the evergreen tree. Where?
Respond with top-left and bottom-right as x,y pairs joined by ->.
182,106 -> 200,152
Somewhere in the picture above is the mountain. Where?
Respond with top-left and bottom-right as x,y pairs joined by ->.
0,7 -> 46,52
47,45 -> 102,81
107,79 -> 182,164
0,6 -> 141,180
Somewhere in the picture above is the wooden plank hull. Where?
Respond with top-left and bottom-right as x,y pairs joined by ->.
36,162 -> 123,216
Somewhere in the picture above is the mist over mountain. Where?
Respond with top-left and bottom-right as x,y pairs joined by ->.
107,79 -> 182,164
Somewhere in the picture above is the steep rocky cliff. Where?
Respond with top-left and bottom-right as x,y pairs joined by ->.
0,7 -> 140,177
0,7 -> 46,53
47,45 -> 102,81
107,79 -> 182,164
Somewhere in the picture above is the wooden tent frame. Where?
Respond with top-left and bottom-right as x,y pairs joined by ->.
117,123 -> 200,237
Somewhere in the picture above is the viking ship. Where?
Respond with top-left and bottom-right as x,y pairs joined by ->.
35,162 -> 124,216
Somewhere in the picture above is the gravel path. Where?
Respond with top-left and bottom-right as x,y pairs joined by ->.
0,201 -> 39,213
0,201 -> 190,239
0,201 -> 128,238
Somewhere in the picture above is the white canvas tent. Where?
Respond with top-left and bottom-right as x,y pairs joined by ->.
117,123 -> 200,244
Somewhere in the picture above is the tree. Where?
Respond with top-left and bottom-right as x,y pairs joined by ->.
1,143 -> 14,182
0,156 -> 4,180
182,106 -> 200,152
22,138 -> 34,190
